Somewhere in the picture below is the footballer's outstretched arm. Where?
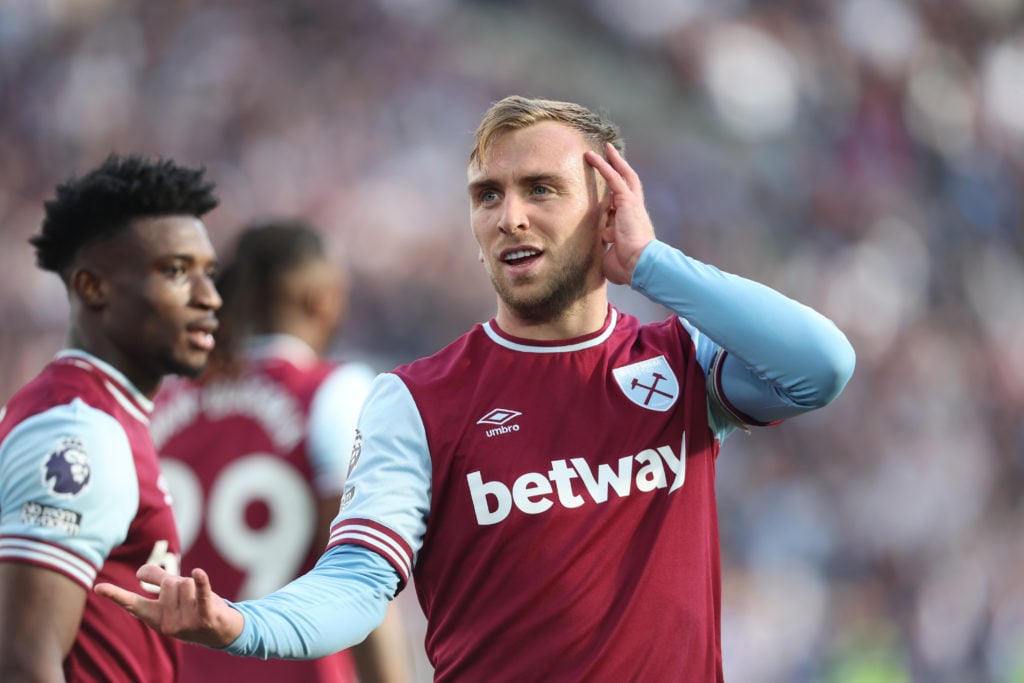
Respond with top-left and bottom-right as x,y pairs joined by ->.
96,545 -> 397,660
95,565 -> 243,648
97,372 -> 428,660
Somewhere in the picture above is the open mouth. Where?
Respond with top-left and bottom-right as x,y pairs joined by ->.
502,248 -> 542,267
186,318 -> 218,351
187,330 -> 216,351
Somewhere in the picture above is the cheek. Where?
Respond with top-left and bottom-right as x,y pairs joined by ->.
138,286 -> 186,330
470,215 -> 492,249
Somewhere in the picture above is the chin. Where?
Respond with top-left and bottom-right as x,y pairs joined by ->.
504,297 -> 564,322
169,365 -> 205,380
166,354 -> 209,379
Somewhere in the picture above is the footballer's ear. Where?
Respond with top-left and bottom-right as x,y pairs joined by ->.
601,205 -> 616,247
70,268 -> 108,309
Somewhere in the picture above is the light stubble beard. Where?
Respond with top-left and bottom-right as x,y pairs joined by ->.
489,248 -> 597,323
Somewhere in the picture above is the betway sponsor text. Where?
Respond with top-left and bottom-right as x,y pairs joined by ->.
467,438 -> 687,525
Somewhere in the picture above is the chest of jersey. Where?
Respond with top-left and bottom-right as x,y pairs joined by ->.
411,319 -> 714,531
400,316 -> 724,681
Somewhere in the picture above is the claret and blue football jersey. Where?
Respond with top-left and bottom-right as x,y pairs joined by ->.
0,350 -> 181,682
225,240 -> 855,683
332,306 -> 727,681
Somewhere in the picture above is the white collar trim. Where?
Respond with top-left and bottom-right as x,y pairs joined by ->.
482,308 -> 618,353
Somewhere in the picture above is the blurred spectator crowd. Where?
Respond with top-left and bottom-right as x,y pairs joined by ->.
1,0 -> 1022,681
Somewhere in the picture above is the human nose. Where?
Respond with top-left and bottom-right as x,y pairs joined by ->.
497,194 -> 529,234
191,272 -> 222,311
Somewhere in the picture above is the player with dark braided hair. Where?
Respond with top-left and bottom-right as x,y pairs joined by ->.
0,153 -> 221,681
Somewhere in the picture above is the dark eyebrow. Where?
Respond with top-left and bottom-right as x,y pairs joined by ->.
158,254 -> 219,270
160,253 -> 197,264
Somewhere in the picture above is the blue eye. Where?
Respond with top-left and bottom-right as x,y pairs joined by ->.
481,190 -> 498,202
532,186 -> 550,196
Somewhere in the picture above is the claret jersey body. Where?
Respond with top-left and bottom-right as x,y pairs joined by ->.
331,308 -> 733,682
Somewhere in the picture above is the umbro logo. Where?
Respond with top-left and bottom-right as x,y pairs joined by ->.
477,408 -> 522,438
477,408 -> 521,426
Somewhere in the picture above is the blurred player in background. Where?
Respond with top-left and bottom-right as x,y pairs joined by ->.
151,220 -> 413,683
98,96 -> 856,682
0,154 -> 221,681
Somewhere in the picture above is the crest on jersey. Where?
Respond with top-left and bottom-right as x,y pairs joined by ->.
42,437 -> 92,497
612,356 -> 679,412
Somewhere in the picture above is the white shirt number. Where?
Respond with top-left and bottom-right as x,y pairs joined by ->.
159,454 -> 315,600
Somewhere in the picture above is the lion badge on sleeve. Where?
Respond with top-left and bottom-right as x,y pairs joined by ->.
41,437 -> 92,497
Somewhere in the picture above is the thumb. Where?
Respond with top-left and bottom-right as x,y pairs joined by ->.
193,567 -> 216,615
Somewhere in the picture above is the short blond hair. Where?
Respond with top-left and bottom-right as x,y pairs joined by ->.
470,95 -> 624,165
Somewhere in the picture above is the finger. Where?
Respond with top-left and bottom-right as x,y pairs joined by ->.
585,148 -> 643,203
94,582 -> 163,627
584,150 -> 628,194
192,567 -> 211,593
602,143 -> 642,194
176,572 -> 197,609
136,563 -> 172,587
192,568 -> 216,618
94,581 -> 144,612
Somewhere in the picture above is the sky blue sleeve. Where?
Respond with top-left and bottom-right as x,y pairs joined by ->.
631,240 -> 856,432
218,373 -> 430,659
327,372 -> 432,578
223,544 -> 397,659
0,399 -> 140,587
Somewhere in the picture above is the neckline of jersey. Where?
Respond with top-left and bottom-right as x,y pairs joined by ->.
53,349 -> 154,417
482,306 -> 619,353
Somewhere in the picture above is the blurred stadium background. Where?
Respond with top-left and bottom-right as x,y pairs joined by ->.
1,1 -> 1022,681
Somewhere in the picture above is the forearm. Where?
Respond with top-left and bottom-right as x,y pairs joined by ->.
225,545 -> 398,660
631,240 -> 855,411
